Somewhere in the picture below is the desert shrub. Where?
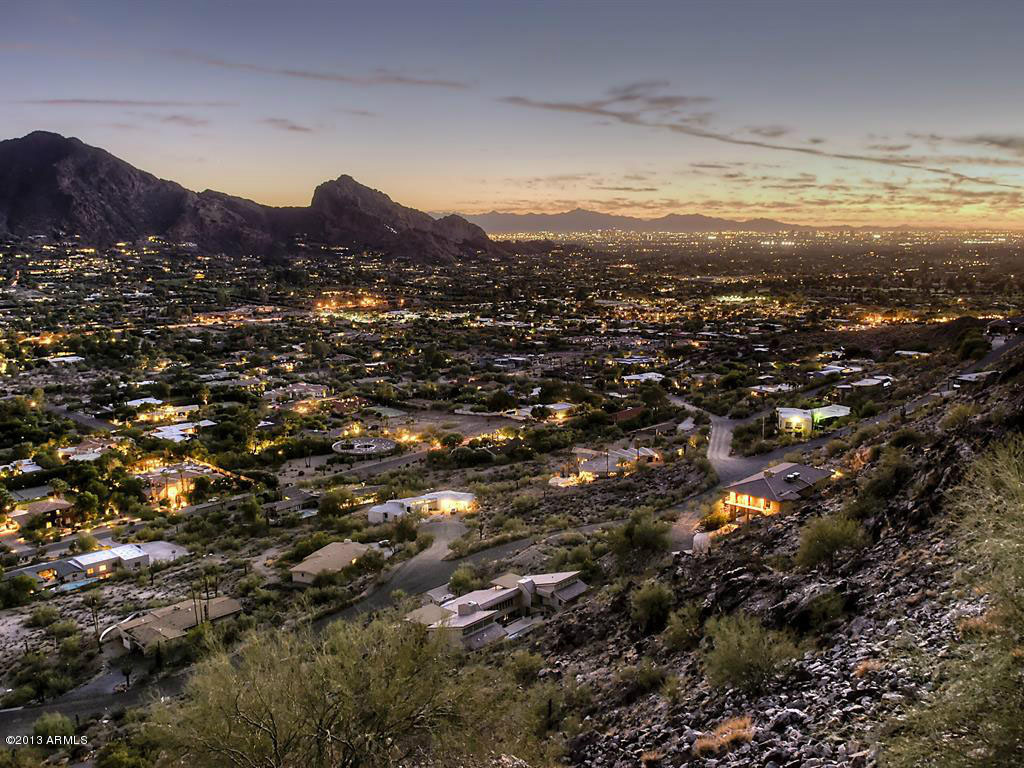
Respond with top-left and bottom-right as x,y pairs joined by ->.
700,505 -> 730,531
825,439 -> 848,458
889,428 -> 925,448
608,511 -> 669,572
883,437 -> 1024,767
448,566 -> 481,596
615,659 -> 667,700
630,581 -> 673,634
28,605 -> 60,627
941,403 -> 978,431
46,619 -> 79,639
703,614 -> 798,692
33,711 -> 74,739
805,590 -> 845,629
795,514 -> 867,569
662,600 -> 703,651
505,651 -> 545,686
692,716 -> 755,756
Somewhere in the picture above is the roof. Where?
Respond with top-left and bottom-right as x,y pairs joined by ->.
120,596 -> 241,648
521,571 -> 580,588
442,587 -> 519,613
290,540 -> 370,577
723,462 -> 833,502
20,498 -> 72,515
554,579 -> 589,603
68,544 -> 147,568
490,571 -> 523,590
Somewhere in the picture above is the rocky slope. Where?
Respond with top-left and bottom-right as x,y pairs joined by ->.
0,131 -> 492,261
518,348 -> 1024,767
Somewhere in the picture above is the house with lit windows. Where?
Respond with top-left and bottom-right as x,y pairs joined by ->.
721,463 -> 833,523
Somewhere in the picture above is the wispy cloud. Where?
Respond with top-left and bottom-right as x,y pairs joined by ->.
145,113 -> 210,127
746,124 -> 791,138
168,49 -> 470,89
20,98 -> 233,107
261,117 -> 314,133
501,85 -> 1024,190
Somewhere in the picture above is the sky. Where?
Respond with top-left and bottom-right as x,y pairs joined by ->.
4,0 -> 1024,228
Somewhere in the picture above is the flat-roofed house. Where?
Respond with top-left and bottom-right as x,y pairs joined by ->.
119,595 -> 242,651
722,463 -> 833,522
367,490 -> 476,524
407,570 -> 588,650
66,543 -> 150,581
289,540 -> 371,584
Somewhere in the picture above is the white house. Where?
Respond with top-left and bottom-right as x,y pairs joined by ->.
368,490 -> 477,524
777,404 -> 851,436
65,544 -> 150,582
622,372 -> 665,385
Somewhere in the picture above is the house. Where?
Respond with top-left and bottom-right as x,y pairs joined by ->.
777,404 -> 851,437
9,543 -> 150,587
58,436 -> 127,462
508,571 -> 589,609
262,486 -> 319,521
721,463 -> 833,522
146,419 -> 215,442
14,497 -> 72,530
0,458 -> 43,477
289,540 -> 372,584
119,595 -> 242,651
406,570 -> 588,650
622,371 -> 666,385
66,544 -> 150,581
134,403 -> 200,423
134,462 -> 226,507
952,371 -> 998,390
835,376 -> 893,401
367,490 -> 476,524
264,382 -> 330,404
559,446 -> 661,483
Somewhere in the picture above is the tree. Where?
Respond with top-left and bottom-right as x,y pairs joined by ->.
486,389 -> 516,412
318,487 -> 355,517
151,618 -> 546,768
1,573 -> 36,608
69,532 -> 100,554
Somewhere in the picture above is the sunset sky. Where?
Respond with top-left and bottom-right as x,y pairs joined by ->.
5,0 -> 1024,227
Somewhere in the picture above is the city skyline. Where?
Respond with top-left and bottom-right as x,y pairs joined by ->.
5,0 -> 1024,228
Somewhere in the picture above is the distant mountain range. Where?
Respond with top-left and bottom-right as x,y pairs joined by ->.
0,131 -> 492,262
459,208 -> 933,234
459,208 -> 802,234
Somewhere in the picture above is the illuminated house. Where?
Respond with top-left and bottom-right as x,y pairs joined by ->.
777,405 -> 851,437
367,490 -> 476,524
722,463 -> 833,522
135,462 -> 225,508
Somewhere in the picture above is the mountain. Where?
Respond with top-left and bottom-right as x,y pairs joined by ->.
0,131 -> 492,261
462,207 -> 800,234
